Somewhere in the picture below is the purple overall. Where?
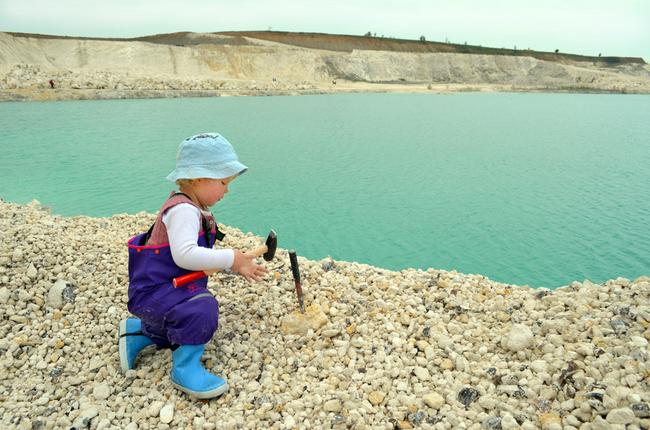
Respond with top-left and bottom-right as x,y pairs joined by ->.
127,193 -> 223,348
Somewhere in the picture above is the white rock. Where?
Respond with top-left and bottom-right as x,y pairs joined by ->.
631,336 -> 648,348
627,393 -> 641,403
92,383 -> 111,400
88,356 -> 105,372
160,404 -> 174,424
34,394 -> 49,406
592,416 -> 617,430
17,289 -> 30,302
47,279 -> 68,308
12,248 -> 23,262
322,328 -> 340,338
501,413 -> 518,430
284,415 -> 296,428
606,407 -> 635,424
72,406 -> 99,429
530,359 -> 548,374
478,396 -> 497,409
504,324 -> 534,351
26,263 -> 38,279
575,343 -> 593,356
96,419 -> 111,430
424,346 -> 435,360
423,392 -> 445,409
497,385 -> 520,396
413,367 -> 430,381
1,202 -> 650,430
323,399 -> 341,412
0,287 -> 9,304
148,400 -> 164,417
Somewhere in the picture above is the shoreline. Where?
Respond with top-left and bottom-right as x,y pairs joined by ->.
3,31 -> 650,104
1,199 -> 649,429
2,83 -> 649,102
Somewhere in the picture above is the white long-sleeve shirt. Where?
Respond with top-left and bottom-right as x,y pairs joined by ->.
162,203 -> 234,271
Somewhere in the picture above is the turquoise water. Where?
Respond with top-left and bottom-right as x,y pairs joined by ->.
1,93 -> 649,288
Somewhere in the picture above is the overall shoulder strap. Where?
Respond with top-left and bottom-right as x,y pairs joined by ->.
142,192 -> 198,245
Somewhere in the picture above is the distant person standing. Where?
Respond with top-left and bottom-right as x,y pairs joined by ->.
48,79 -> 55,89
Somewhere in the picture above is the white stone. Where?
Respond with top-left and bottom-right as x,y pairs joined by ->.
1,201 -> 650,430
47,279 -> 68,308
592,416 -> 617,430
606,407 -> 635,425
92,383 -> 111,400
564,415 -> 580,427
497,385 -> 520,396
323,399 -> 341,412
96,419 -> 111,430
17,289 -> 30,302
72,406 -> 99,429
530,359 -> 548,374
160,404 -> 174,424
26,263 -> 38,279
504,324 -> 534,351
34,395 -> 49,406
501,413 -> 518,430
0,287 -> 9,304
424,347 -> 435,360
284,415 -> 296,428
478,396 -> 496,409
414,367 -> 430,381
423,392 -> 445,409
12,248 -> 23,262
322,328 -> 340,338
88,355 -> 105,372
148,401 -> 164,417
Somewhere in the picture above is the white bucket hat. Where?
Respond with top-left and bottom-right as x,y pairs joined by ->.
166,133 -> 248,182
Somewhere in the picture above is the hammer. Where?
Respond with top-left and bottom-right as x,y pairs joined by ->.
173,230 -> 277,288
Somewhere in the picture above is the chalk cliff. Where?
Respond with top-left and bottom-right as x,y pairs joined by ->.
1,31 -> 649,101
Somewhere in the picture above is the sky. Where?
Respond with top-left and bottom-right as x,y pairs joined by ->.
1,0 -> 649,61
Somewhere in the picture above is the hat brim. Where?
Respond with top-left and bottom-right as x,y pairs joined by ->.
166,160 -> 248,182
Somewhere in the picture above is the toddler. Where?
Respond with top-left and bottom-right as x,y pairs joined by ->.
120,132 -> 267,399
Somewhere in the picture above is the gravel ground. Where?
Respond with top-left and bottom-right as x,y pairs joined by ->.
0,200 -> 648,430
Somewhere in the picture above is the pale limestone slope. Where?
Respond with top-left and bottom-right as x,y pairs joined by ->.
1,32 -> 650,94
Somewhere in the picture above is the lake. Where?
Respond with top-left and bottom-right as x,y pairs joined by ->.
1,92 -> 648,288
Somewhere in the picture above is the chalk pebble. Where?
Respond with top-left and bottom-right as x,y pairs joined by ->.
0,201 -> 648,430
160,404 -> 174,424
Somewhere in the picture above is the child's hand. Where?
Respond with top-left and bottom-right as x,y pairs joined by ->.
231,250 -> 268,282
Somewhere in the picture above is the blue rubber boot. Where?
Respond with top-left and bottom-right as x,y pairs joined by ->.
171,344 -> 228,399
118,317 -> 155,373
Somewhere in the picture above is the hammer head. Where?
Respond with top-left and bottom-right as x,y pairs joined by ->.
263,230 -> 277,261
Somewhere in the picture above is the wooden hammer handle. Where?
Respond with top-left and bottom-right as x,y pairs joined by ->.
248,244 -> 268,258
172,245 -> 268,288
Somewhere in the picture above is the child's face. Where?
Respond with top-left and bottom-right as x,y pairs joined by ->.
192,177 -> 234,207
